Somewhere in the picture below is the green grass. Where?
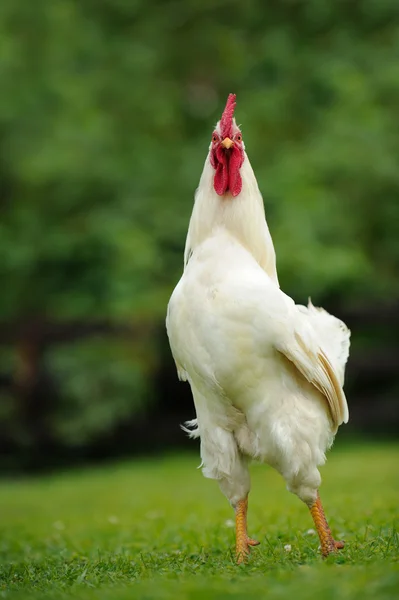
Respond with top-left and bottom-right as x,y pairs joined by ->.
0,443 -> 398,599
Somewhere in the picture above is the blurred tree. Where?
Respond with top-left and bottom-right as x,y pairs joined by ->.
0,0 -> 398,464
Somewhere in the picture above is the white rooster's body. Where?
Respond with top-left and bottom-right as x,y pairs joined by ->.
166,94 -> 350,561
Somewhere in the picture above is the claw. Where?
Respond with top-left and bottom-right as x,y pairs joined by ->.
247,537 -> 260,547
321,538 -> 345,557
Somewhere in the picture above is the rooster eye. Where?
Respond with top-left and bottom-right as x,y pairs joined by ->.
235,134 -> 242,142
212,134 -> 218,143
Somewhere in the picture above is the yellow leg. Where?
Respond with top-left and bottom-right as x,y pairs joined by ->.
235,496 -> 259,564
309,492 -> 345,557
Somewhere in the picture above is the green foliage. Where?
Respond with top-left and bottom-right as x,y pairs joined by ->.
1,0 -> 399,318
0,1 -> 399,452
48,339 -> 150,446
0,444 -> 398,599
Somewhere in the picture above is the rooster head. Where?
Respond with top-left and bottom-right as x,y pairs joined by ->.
210,93 -> 244,197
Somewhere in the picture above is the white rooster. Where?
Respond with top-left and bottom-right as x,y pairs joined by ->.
166,94 -> 350,563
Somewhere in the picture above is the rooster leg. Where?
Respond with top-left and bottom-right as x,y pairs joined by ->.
235,496 -> 260,564
309,492 -> 345,557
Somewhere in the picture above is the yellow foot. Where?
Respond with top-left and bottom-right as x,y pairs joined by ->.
309,492 -> 345,557
322,539 -> 345,556
236,535 -> 260,564
235,497 -> 260,564
248,537 -> 260,547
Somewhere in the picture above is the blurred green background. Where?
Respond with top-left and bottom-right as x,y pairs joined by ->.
0,0 -> 398,471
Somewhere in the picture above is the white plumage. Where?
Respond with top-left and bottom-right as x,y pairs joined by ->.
166,94 -> 350,561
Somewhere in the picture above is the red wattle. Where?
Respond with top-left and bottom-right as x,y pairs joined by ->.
214,163 -> 227,196
228,145 -> 243,197
213,145 -> 243,197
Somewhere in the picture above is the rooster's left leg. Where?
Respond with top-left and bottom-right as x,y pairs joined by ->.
308,492 -> 345,557
286,466 -> 345,558
235,495 -> 260,563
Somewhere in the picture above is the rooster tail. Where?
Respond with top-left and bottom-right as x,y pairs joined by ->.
298,299 -> 351,386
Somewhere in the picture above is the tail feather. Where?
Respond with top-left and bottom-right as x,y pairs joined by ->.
297,299 -> 351,386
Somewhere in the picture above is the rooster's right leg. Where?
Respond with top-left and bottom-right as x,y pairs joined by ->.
194,395 -> 259,563
215,447 -> 259,563
234,495 -> 260,563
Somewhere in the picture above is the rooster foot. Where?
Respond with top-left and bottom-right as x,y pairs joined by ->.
322,538 -> 345,557
309,493 -> 346,558
235,497 -> 260,564
236,536 -> 260,564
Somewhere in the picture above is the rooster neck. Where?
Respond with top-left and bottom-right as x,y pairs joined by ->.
184,153 -> 279,285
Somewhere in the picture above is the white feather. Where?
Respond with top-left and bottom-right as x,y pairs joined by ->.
166,144 -> 350,509
184,148 -> 279,286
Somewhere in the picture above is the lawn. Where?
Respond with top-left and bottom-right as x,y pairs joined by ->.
0,442 -> 398,599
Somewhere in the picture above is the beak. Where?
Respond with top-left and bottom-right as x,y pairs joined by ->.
221,137 -> 233,149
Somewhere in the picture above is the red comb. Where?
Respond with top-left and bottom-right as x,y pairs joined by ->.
220,93 -> 236,138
